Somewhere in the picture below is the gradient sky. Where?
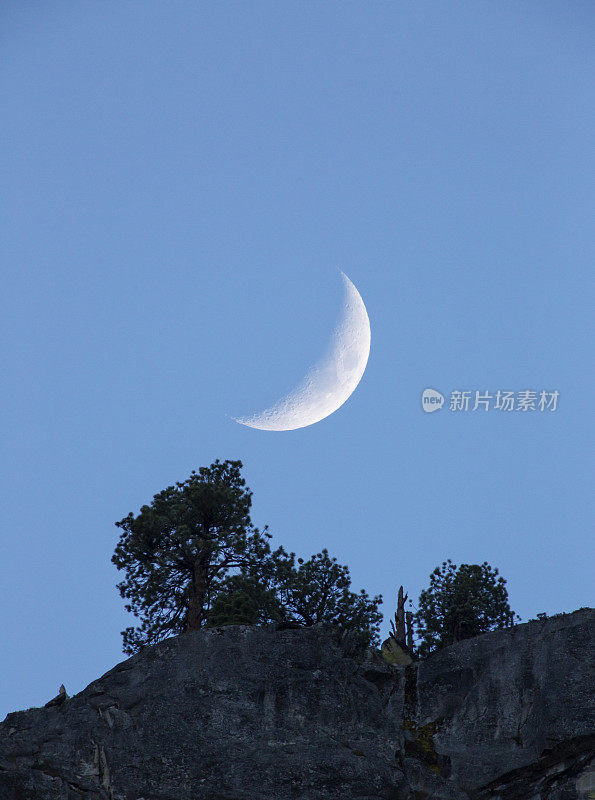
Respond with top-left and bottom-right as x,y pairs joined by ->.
1,2 -> 593,720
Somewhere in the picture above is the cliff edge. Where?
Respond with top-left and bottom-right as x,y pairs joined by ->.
0,608 -> 593,799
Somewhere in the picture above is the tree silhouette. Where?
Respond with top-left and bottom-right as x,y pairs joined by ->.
112,459 -> 271,654
414,559 -> 519,657
113,459 -> 383,654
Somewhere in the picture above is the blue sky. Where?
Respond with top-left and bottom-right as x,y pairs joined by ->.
1,2 -> 593,719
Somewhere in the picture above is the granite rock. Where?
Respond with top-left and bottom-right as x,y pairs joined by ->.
0,609 -> 592,800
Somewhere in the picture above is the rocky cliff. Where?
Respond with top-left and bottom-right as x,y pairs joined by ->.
0,609 -> 593,800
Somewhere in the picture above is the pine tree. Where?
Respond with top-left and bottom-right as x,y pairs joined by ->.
414,559 -> 519,657
112,459 -> 272,654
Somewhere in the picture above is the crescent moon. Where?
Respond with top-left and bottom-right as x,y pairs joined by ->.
235,271 -> 371,431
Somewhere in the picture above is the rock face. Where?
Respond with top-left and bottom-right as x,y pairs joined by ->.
0,609 -> 593,800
